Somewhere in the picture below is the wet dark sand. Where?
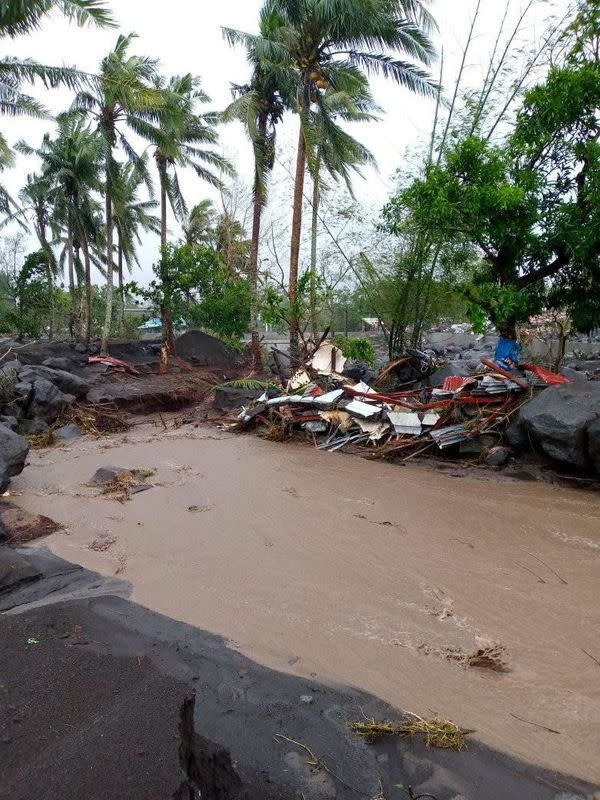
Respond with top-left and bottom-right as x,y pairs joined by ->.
1,548 -> 595,800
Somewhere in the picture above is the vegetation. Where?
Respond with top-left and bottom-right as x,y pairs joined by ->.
0,0 -> 599,366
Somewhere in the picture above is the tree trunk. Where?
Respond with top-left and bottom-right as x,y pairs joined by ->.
46,264 -> 54,341
309,161 -> 320,342
101,185 -> 113,357
160,166 -> 168,249
67,215 -> 75,302
248,118 -> 267,372
118,236 -> 125,336
80,230 -> 92,347
159,172 -> 176,361
288,92 -> 309,359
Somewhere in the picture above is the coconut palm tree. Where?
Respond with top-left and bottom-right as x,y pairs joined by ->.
111,156 -> 160,333
230,0 -> 437,355
1,1 -> 114,134
151,72 -> 231,354
306,80 -> 379,338
17,114 -> 104,341
73,33 -> 163,355
0,1 -> 112,36
152,74 -> 231,248
223,4 -> 289,369
182,199 -> 217,246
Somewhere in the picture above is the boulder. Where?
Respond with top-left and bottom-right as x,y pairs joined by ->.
484,446 -> 512,467
18,365 -> 89,399
74,342 -> 87,354
0,423 -> 29,492
20,418 -> 50,435
13,382 -> 32,400
29,380 -> 68,422
587,418 -> 600,473
56,422 -> 81,440
42,357 -> 72,371
0,359 -> 21,379
214,387 -> 263,413
175,329 -> 237,367
507,383 -> 600,469
0,415 -> 18,432
559,367 -> 589,383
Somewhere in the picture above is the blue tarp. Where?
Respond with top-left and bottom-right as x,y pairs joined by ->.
494,336 -> 522,368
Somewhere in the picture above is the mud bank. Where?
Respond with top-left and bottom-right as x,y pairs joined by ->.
6,420 -> 600,789
0,547 -> 596,800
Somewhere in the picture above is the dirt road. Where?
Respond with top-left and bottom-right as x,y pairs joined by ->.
13,421 -> 600,786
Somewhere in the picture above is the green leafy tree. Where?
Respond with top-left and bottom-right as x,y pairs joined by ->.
396,61 -> 600,337
126,243 -> 250,356
2,250 -> 52,339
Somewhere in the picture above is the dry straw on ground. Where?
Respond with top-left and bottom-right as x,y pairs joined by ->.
348,712 -> 471,751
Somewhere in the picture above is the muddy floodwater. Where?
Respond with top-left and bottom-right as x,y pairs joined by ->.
13,420 -> 600,785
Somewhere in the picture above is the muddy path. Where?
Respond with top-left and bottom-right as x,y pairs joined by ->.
9,418 -> 600,787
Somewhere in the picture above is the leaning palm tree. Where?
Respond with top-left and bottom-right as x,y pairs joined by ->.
73,33 -> 162,355
229,0 -> 437,355
111,156 -> 161,333
223,3 -> 289,370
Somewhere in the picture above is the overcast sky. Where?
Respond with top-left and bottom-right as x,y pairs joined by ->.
1,0 -> 567,282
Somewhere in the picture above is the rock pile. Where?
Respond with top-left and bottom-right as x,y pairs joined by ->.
0,356 -> 91,490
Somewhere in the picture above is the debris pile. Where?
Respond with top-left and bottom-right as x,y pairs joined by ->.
229,342 -> 570,467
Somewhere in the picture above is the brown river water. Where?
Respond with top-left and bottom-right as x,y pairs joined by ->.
12,420 -> 600,785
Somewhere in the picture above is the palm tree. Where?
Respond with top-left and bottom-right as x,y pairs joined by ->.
306,80 -> 378,338
223,5 -> 289,370
18,173 -> 58,336
182,199 -> 216,246
153,74 -> 231,246
111,156 -> 161,333
1,2 -> 114,128
0,133 -> 15,213
0,1 -> 112,36
151,72 -> 231,353
234,0 -> 437,355
73,33 -> 162,355
17,114 -> 104,341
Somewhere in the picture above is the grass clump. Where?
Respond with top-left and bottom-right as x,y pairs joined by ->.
349,713 -> 471,752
